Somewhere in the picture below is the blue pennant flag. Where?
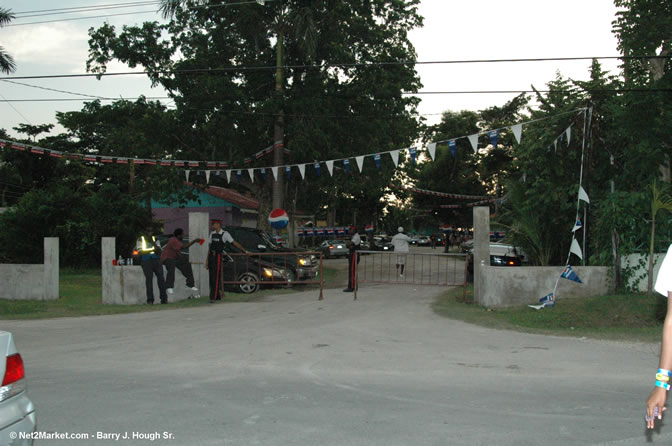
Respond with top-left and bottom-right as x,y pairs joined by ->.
449,139 -> 457,158
572,217 -> 583,232
561,265 -> 583,284
285,165 -> 291,182
343,159 -> 351,174
260,168 -> 267,181
374,153 -> 381,169
409,147 -> 417,165
236,170 -> 242,183
528,293 -> 554,310
314,162 -> 320,177
489,130 -> 499,149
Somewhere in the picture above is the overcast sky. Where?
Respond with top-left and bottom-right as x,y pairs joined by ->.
0,0 -> 621,140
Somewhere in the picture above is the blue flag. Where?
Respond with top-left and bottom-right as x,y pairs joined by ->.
260,168 -> 267,181
449,139 -> 457,158
285,165 -> 291,182
409,147 -> 417,165
343,159 -> 351,174
561,265 -> 583,284
528,293 -> 554,310
489,130 -> 499,149
374,153 -> 381,169
314,162 -> 320,177
236,170 -> 242,183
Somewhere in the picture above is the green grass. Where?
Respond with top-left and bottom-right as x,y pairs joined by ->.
432,284 -> 665,342
0,267 -> 334,320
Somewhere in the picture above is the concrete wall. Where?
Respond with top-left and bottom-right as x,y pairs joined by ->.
0,238 -> 59,300
621,253 -> 666,292
102,212 -> 210,305
479,265 -> 611,308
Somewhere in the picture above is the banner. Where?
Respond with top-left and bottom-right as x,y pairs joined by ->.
561,265 -> 583,284
427,143 -> 436,161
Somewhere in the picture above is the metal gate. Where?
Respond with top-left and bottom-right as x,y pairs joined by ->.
354,250 -> 468,300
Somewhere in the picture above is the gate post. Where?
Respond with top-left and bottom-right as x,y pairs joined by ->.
473,206 -> 490,305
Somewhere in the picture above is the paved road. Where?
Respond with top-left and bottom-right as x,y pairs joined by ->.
1,284 -> 666,445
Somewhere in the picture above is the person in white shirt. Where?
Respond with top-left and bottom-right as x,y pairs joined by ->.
646,243 -> 672,429
391,226 -> 411,278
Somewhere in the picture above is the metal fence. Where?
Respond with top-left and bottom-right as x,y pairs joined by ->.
354,250 -> 467,300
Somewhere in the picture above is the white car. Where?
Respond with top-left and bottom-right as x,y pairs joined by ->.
0,331 -> 36,445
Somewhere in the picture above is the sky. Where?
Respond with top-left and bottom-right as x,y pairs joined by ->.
0,0 -> 622,140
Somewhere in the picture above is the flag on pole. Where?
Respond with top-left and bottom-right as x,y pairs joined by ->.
468,134 -> 479,153
489,130 -> 498,149
578,186 -> 590,204
427,143 -> 436,161
561,264 -> 583,284
449,139 -> 457,158
511,123 -> 523,144
570,238 -> 583,259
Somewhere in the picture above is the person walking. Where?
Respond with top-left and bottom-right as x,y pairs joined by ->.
391,226 -> 411,279
136,226 -> 168,304
646,242 -> 672,429
205,219 -> 247,303
343,232 -> 361,292
160,228 -> 203,296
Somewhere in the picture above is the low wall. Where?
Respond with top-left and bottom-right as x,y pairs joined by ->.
0,238 -> 59,300
621,253 -> 666,292
479,265 -> 610,308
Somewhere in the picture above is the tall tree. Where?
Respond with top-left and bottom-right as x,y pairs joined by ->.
0,7 -> 15,74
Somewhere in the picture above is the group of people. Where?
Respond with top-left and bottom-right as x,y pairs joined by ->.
138,219 -> 246,304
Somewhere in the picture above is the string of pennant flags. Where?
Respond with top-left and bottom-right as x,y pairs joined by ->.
0,107 -> 587,185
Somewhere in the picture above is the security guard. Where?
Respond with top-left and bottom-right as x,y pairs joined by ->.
205,219 -> 247,302
136,227 -> 168,304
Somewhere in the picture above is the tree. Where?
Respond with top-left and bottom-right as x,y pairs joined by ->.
12,123 -> 54,142
0,7 -> 15,74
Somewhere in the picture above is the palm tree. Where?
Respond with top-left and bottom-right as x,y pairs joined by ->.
0,8 -> 16,74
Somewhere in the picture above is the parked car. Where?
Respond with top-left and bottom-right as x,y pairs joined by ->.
319,240 -> 349,258
372,236 -> 395,252
465,242 -> 524,275
409,235 -> 420,245
0,330 -> 36,445
417,236 -> 431,246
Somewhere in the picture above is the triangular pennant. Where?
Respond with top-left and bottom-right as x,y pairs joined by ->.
409,147 -> 417,165
225,170 -> 231,183
572,218 -> 583,232
489,130 -> 498,149
271,166 -> 278,181
449,139 -> 457,158
248,168 -> 255,183
511,124 -> 523,144
260,168 -> 267,181
570,238 -> 583,260
356,156 -> 364,172
285,165 -> 291,182
561,265 -> 583,284
390,150 -> 400,167
236,170 -> 242,183
185,170 -> 189,181
326,160 -> 334,176
565,127 -> 571,145
374,153 -> 381,170
343,159 -> 351,174
205,170 -> 211,183
554,139 -> 558,152
468,134 -> 479,153
427,143 -> 436,161
578,186 -> 590,204
298,164 -> 306,180
314,162 -> 321,177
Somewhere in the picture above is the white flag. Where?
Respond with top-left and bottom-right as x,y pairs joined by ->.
248,169 -> 254,183
427,143 -> 436,161
271,166 -> 278,181
578,186 -> 590,204
185,170 -> 189,181
565,127 -> 571,145
326,160 -> 334,176
468,134 -> 479,153
225,170 -> 231,183
511,124 -> 523,144
205,170 -> 211,183
554,139 -> 558,152
356,156 -> 365,172
570,238 -> 583,260
390,150 -> 400,167
298,164 -> 306,179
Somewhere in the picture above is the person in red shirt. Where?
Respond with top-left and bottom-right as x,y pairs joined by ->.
160,228 -> 203,295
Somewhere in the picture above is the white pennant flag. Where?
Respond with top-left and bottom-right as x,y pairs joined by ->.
356,156 -> 364,172
185,170 -> 189,182
271,166 -> 278,181
205,170 -> 211,183
570,238 -> 583,260
468,134 -> 479,153
298,164 -> 306,179
511,124 -> 523,144
427,143 -> 436,161
225,170 -> 231,183
578,186 -> 590,204
326,160 -> 334,176
565,127 -> 571,145
554,139 -> 558,152
248,169 -> 255,183
390,149 -> 400,167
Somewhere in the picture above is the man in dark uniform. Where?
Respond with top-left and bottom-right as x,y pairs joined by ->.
343,232 -> 361,292
136,226 -> 168,304
205,219 -> 247,303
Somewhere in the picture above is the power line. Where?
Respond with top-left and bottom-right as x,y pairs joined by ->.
13,1 -> 160,15
1,55 -> 669,80
13,1 -> 161,19
1,79 -> 113,100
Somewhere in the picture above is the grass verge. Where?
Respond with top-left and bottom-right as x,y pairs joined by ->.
432,284 -> 664,342
0,267 -> 334,320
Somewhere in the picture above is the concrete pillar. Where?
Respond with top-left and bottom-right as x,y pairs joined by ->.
102,237 -> 120,304
189,212 -> 210,296
43,237 -> 59,300
473,207 -> 490,305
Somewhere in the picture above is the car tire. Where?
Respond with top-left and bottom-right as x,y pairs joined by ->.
238,272 -> 260,294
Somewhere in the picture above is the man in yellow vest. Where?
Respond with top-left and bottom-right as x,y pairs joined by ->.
136,226 -> 168,304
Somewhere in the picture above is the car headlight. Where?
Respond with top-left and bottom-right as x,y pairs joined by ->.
298,257 -> 310,266
263,267 -> 289,280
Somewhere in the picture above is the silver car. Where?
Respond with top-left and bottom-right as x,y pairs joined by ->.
0,331 -> 36,445
320,240 -> 349,258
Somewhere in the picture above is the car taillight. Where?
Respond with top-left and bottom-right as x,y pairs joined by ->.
132,250 -> 139,256
0,353 -> 26,402
508,261 -> 515,265
329,245 -> 334,250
